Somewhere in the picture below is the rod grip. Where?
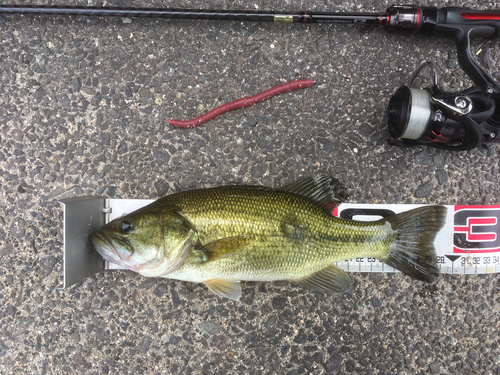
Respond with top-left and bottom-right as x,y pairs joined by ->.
435,7 -> 500,40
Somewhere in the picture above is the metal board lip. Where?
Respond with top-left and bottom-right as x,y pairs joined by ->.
59,197 -> 106,289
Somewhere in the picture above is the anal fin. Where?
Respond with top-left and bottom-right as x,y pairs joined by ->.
294,264 -> 353,294
204,279 -> 242,300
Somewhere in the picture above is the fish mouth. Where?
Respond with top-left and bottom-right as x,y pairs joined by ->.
90,232 -> 134,268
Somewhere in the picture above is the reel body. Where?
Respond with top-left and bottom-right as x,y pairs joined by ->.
387,63 -> 500,150
383,6 -> 500,151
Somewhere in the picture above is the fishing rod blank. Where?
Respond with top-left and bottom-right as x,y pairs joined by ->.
0,5 -> 386,24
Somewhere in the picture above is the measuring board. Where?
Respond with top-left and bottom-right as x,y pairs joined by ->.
101,199 -> 500,275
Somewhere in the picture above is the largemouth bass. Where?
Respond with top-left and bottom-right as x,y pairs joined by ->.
91,176 -> 446,300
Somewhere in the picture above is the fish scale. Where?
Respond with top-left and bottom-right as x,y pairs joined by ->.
91,176 -> 445,300
164,187 -> 394,282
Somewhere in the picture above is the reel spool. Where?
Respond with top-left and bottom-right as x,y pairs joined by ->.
387,62 -> 500,150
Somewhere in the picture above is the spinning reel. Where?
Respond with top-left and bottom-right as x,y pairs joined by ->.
387,62 -> 500,150
384,6 -> 500,151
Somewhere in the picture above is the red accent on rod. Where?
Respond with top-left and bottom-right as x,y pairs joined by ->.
461,12 -> 500,21
413,6 -> 420,34
385,11 -> 390,27
379,13 -> 387,25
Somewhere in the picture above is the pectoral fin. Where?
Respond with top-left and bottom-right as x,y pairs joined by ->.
197,235 -> 251,262
294,264 -> 353,294
204,279 -> 242,300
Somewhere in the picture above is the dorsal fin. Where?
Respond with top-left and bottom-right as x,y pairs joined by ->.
278,176 -> 348,213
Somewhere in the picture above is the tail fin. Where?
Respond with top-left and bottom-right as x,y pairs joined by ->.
382,205 -> 447,283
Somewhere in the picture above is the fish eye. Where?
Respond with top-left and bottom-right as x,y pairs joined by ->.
120,220 -> 134,234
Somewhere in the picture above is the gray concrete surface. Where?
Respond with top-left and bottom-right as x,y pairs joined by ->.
1,0 -> 499,374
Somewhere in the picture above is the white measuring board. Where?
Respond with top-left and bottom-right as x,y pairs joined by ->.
103,199 -> 500,275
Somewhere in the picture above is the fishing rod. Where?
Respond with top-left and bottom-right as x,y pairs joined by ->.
2,4 -> 500,150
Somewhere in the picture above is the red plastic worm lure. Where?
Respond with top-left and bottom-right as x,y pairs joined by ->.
167,79 -> 315,128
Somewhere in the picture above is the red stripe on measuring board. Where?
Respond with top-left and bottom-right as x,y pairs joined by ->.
453,206 -> 500,254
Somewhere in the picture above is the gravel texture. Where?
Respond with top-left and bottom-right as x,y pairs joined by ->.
1,0 -> 500,374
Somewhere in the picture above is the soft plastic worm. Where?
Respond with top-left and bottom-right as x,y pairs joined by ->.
167,79 -> 315,128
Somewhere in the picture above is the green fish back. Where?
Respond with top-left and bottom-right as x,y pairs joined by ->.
163,178 -> 388,281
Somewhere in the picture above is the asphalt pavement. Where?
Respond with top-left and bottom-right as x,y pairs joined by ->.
0,0 -> 499,374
